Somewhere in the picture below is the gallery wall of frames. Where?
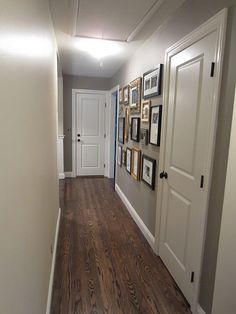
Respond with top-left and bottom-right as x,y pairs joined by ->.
118,64 -> 163,190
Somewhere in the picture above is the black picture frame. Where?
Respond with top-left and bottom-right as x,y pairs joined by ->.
143,64 -> 163,99
118,117 -> 125,144
118,145 -> 122,167
149,105 -> 162,146
126,147 -> 132,174
131,117 -> 140,142
141,155 -> 156,190
122,149 -> 126,166
140,128 -> 149,145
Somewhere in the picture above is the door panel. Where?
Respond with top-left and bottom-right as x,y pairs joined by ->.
159,31 -> 217,306
76,93 -> 105,176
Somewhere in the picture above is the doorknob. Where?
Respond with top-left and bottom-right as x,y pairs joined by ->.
77,134 -> 80,137
77,139 -> 80,142
160,171 -> 168,179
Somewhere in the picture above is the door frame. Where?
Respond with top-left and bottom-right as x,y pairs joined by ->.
154,8 -> 227,313
72,89 -> 109,177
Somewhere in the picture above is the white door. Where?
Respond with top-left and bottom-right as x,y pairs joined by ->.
159,30 -> 221,307
76,92 -> 105,176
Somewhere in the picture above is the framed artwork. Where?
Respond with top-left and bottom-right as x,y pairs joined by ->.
131,148 -> 141,180
141,155 -> 156,190
119,88 -> 123,104
143,64 -> 163,99
123,85 -> 129,105
141,100 -> 150,123
118,145 -> 122,167
124,108 -> 129,143
122,149 -> 126,166
129,77 -> 142,114
118,117 -> 125,144
149,105 -> 162,146
131,117 -> 140,142
126,147 -> 132,174
140,128 -> 149,145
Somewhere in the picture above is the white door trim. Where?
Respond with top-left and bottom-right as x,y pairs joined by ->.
72,89 -> 109,177
154,8 -> 227,313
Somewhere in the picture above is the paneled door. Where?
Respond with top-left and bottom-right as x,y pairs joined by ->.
158,15 -> 226,310
76,92 -> 105,176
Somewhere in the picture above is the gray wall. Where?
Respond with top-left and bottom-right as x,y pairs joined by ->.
111,0 -> 236,312
0,0 -> 59,313
63,75 -> 110,172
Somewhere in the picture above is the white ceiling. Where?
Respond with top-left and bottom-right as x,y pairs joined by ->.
49,0 -> 186,78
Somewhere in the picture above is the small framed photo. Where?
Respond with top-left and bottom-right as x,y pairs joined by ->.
119,88 -> 123,104
141,100 -> 150,123
143,65 -> 163,99
123,85 -> 129,105
129,77 -> 142,114
118,145 -> 122,167
141,155 -> 156,190
126,147 -> 132,174
118,117 -> 125,144
140,128 -> 149,145
131,148 -> 141,180
149,105 -> 162,146
131,117 -> 140,142
122,149 -> 126,166
124,108 -> 129,143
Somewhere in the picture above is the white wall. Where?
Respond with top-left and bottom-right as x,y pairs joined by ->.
0,0 -> 59,313
211,86 -> 236,314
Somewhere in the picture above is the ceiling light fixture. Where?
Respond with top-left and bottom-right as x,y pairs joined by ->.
75,37 -> 122,60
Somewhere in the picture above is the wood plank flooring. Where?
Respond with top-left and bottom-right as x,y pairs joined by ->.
51,177 -> 191,314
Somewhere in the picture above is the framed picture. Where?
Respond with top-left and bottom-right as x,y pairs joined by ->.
131,117 -> 140,142
141,100 -> 150,123
126,147 -> 132,174
149,105 -> 162,146
141,155 -> 156,190
118,117 -> 125,144
129,77 -> 142,114
122,149 -> 126,166
124,108 -> 129,143
123,85 -> 129,105
131,148 -> 141,180
119,88 -> 123,104
143,64 -> 163,99
118,145 -> 122,167
140,128 -> 149,145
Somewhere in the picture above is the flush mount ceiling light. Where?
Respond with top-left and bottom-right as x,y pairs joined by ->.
75,37 -> 123,60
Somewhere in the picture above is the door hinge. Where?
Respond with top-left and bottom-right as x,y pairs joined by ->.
105,103 -> 107,108
160,171 -> 168,179
210,62 -> 215,77
104,164 -> 106,168
104,133 -> 106,139
200,175 -> 204,188
191,271 -> 195,283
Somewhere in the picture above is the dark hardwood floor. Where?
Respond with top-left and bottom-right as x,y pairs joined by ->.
51,177 -> 191,314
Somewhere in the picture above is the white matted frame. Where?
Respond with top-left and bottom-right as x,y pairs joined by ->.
154,8 -> 227,314
72,89 -> 109,177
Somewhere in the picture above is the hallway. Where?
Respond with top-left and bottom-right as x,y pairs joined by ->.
51,178 -> 191,314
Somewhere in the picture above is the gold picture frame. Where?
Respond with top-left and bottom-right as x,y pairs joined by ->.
131,147 -> 141,180
125,107 -> 129,143
141,100 -> 151,123
129,77 -> 142,114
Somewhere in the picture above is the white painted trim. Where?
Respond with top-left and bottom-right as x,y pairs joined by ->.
59,173 -> 65,180
57,136 -> 65,180
46,208 -> 61,314
115,183 -> 155,250
65,171 -> 75,178
154,8 -> 227,314
197,305 -> 206,314
72,89 -> 109,178
107,85 -> 119,179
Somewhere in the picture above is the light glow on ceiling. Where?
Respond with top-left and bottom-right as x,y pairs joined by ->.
75,38 -> 123,60
0,34 -> 53,58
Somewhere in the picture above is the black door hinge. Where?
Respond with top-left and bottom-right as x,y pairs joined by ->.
200,175 -> 204,188
160,171 -> 168,179
210,62 -> 215,77
104,164 -> 106,168
191,272 -> 195,283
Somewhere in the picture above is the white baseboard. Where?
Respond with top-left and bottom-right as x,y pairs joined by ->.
59,173 -> 65,180
65,172 -> 75,178
197,305 -> 206,314
115,183 -> 155,250
46,208 -> 61,314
